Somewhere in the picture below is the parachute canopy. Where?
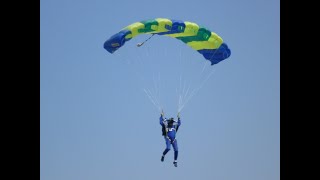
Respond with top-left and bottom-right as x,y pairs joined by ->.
104,18 -> 231,65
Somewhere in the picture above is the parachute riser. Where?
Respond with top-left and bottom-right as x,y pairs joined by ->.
137,34 -> 155,47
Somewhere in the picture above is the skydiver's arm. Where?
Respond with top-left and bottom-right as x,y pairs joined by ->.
160,114 -> 165,126
177,112 -> 181,125
159,110 -> 165,125
176,118 -> 181,132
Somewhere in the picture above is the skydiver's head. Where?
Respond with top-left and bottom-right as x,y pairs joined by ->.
167,118 -> 174,127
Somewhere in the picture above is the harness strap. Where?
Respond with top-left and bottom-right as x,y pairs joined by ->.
166,136 -> 176,143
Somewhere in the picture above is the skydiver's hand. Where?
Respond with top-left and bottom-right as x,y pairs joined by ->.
177,112 -> 180,119
161,110 -> 164,117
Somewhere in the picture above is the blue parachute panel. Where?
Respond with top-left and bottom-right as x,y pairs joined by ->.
156,20 -> 186,35
104,30 -> 131,53
198,43 -> 231,65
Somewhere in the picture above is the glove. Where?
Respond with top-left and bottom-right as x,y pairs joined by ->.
161,110 -> 164,117
177,112 -> 180,119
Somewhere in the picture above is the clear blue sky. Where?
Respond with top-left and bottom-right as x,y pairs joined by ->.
40,0 -> 279,180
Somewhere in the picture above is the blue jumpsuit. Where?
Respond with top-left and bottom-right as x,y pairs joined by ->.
160,115 -> 181,161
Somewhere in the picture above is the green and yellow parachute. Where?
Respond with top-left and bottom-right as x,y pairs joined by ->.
104,18 -> 231,65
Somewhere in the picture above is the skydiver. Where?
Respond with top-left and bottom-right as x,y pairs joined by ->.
160,110 -> 181,167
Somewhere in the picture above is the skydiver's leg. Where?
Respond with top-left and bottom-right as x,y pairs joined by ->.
172,139 -> 178,161
163,137 -> 171,155
161,137 -> 171,162
172,139 -> 178,167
